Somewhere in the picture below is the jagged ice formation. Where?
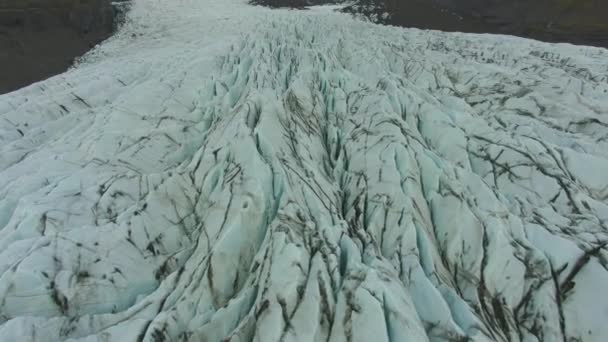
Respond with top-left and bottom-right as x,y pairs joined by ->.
1,1 -> 608,341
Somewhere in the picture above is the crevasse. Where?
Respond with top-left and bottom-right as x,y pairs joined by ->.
1,1 -> 608,341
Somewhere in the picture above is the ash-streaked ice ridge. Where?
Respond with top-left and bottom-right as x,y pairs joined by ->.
1,0 -> 608,341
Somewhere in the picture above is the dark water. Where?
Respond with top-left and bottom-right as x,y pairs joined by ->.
0,0 -> 129,95
254,0 -> 608,49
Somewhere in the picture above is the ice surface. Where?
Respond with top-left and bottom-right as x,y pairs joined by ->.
1,0 -> 608,341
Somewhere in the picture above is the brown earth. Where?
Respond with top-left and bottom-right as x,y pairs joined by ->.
368,0 -> 608,48
0,0 -> 118,94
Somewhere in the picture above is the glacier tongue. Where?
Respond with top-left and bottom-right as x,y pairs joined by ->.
1,0 -> 608,341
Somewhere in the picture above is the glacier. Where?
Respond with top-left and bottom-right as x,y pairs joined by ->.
1,0 -> 608,341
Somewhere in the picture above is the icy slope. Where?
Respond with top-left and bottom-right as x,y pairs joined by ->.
1,0 -> 608,341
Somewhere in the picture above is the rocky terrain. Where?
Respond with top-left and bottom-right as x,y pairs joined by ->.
0,0 -> 126,94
